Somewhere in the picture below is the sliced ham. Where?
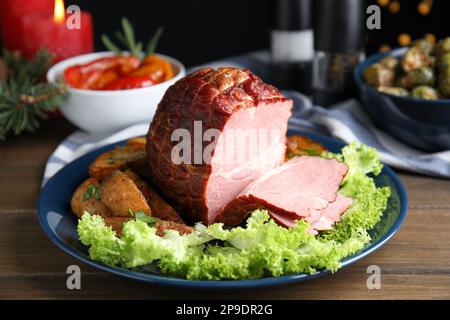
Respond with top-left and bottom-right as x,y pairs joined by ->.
308,194 -> 353,231
216,156 -> 350,228
271,194 -> 353,233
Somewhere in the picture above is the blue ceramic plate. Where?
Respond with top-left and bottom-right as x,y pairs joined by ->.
37,130 -> 408,289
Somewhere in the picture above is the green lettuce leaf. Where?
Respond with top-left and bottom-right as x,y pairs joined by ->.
77,213 -> 124,266
342,141 -> 383,176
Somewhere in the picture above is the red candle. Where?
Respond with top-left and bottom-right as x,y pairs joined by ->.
19,0 -> 93,62
0,0 -> 54,51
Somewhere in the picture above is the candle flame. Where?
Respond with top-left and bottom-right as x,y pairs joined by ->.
54,0 -> 65,24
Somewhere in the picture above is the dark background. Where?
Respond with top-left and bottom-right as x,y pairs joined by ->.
66,0 -> 272,67
63,0 -> 450,67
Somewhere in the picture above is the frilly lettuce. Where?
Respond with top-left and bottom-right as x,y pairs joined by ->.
77,142 -> 390,280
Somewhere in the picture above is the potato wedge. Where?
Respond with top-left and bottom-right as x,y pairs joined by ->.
88,145 -> 146,180
71,178 -> 111,218
99,170 -> 151,217
285,135 -> 328,161
127,137 -> 146,147
80,198 -> 111,218
156,220 -> 193,237
124,169 -> 185,224
71,178 -> 96,217
103,217 -> 193,236
103,217 -> 131,235
123,169 -> 152,199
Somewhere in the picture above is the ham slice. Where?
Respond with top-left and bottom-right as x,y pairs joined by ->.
271,194 -> 353,233
308,194 -> 353,231
216,156 -> 351,230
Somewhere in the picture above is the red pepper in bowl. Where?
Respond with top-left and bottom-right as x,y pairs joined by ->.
132,55 -> 174,83
103,75 -> 155,90
64,56 -> 140,89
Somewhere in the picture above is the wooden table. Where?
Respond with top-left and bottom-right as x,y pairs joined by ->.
1,119 -> 449,300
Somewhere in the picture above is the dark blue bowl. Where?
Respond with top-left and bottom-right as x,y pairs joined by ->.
37,130 -> 408,289
354,48 -> 450,151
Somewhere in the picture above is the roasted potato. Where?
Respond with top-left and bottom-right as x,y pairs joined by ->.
285,135 -> 328,160
71,178 -> 111,218
99,170 -> 151,217
123,169 -> 152,199
80,198 -> 112,218
124,169 -> 185,224
103,217 -> 193,236
103,217 -> 131,235
89,145 -> 147,180
155,220 -> 194,237
126,137 -> 146,147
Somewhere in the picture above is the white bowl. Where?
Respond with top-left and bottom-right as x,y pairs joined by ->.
47,51 -> 185,133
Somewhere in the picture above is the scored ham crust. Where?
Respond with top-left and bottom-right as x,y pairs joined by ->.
147,67 -> 292,225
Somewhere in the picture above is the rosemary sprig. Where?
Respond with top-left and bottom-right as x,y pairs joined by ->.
145,27 -> 164,56
101,17 -> 164,58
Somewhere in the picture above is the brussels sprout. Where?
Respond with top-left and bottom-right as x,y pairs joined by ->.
378,86 -> 409,97
412,38 -> 435,54
363,63 -> 395,87
439,69 -> 450,96
437,52 -> 450,71
401,47 -> 432,72
379,56 -> 399,70
435,37 -> 450,57
398,67 -> 435,89
411,86 -> 439,100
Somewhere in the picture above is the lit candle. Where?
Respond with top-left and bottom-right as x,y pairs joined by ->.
19,0 -> 94,62
0,0 -> 54,52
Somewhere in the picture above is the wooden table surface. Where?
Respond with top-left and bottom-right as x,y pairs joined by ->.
1,119 -> 449,300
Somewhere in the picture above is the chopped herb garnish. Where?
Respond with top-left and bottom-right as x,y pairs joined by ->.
304,148 -> 321,156
83,185 -> 100,201
82,191 -> 90,201
129,209 -> 158,227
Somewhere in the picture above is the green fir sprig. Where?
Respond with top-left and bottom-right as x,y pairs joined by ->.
0,49 -> 67,140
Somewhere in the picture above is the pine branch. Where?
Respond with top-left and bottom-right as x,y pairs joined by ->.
0,48 -> 67,140
0,81 -> 64,137
3,49 -> 53,81
0,80 -> 67,139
